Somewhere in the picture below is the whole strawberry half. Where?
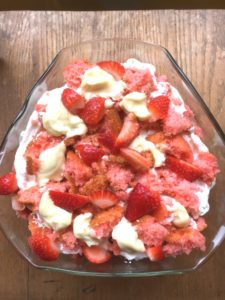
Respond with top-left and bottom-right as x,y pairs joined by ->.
79,97 -> 105,126
83,245 -> 112,264
76,144 -> 105,165
61,88 -> 85,114
125,183 -> 161,222
49,190 -> 89,212
165,155 -> 203,182
28,234 -> 59,261
148,95 -> 170,120
115,113 -> 139,149
97,61 -> 125,80
0,172 -> 18,195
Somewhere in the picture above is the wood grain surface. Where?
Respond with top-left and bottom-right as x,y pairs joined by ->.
0,10 -> 225,300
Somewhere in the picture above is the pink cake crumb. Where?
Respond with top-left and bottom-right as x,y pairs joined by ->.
17,186 -> 42,210
163,228 -> 206,257
193,152 -> 219,184
123,68 -> 155,94
64,152 -> 92,187
107,164 -> 134,191
196,217 -> 207,231
136,218 -> 169,247
163,107 -> 192,135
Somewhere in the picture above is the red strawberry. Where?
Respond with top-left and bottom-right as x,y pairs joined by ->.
120,148 -> 152,171
125,183 -> 161,222
165,155 -> 203,182
97,61 -> 125,80
146,246 -> 164,262
90,190 -> 118,209
61,88 -> 85,114
148,95 -> 170,119
98,108 -> 122,149
115,113 -> 139,148
166,135 -> 193,162
76,144 -> 105,165
0,172 -> 18,195
49,190 -> 89,212
79,97 -> 105,126
28,234 -> 59,261
83,246 -> 112,264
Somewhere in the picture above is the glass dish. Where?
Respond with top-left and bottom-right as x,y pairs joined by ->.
0,38 -> 225,277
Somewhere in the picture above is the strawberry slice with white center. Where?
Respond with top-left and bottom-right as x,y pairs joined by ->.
115,113 -> 139,149
0,172 -> 18,195
146,246 -> 164,262
49,190 -> 89,212
148,95 -> 170,120
28,234 -> 59,261
120,148 -> 152,171
97,61 -> 125,80
165,155 -> 203,182
61,88 -> 85,114
83,246 -> 112,264
90,190 -> 119,209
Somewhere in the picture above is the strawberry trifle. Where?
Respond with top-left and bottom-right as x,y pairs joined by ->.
0,59 -> 219,264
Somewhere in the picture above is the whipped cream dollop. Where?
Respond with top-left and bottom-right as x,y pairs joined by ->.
129,132 -> 165,167
120,92 -> 151,120
162,196 -> 190,228
38,141 -> 66,186
112,217 -> 145,253
39,191 -> 72,231
42,87 -> 87,138
79,66 -> 125,100
73,213 -> 100,247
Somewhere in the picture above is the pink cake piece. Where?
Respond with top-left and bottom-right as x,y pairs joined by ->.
107,163 -> 134,191
123,67 -> 155,94
163,107 -> 192,135
193,152 -> 219,184
136,217 -> 169,247
163,228 -> 206,257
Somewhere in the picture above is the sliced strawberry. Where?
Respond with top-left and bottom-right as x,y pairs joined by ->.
120,148 -> 152,171
115,113 -> 139,148
165,155 -> 203,182
28,234 -> 59,261
125,183 -> 161,222
0,172 -> 18,195
28,214 -> 52,236
166,135 -> 193,162
90,190 -> 118,209
146,246 -> 164,262
148,95 -> 170,120
83,246 -> 112,264
61,88 -> 85,114
49,190 -> 89,212
79,97 -> 105,126
76,144 -> 105,165
97,61 -> 125,80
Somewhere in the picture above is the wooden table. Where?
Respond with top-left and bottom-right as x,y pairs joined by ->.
0,10 -> 225,300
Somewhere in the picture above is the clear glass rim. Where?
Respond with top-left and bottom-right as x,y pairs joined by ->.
1,38 -> 225,277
